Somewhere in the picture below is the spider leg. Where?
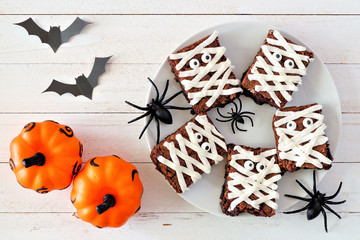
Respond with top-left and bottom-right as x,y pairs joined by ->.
232,99 -> 238,114
235,121 -> 247,132
128,111 -> 151,124
296,179 -> 315,198
159,79 -> 169,102
216,118 -> 232,123
242,115 -> 254,127
231,120 -> 236,134
125,101 -> 149,111
284,194 -> 312,202
324,182 -> 343,200
217,108 -> 232,119
312,170 -> 317,194
325,200 -> 346,205
283,203 -> 310,214
138,114 -> 154,140
155,116 -> 160,144
323,204 -> 341,219
237,97 -> 242,112
162,91 -> 183,105
320,207 -> 328,232
163,105 -> 192,110
239,111 -> 255,115
148,77 -> 160,102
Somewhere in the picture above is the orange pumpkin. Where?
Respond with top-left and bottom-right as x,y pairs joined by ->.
9,120 -> 83,193
71,155 -> 143,228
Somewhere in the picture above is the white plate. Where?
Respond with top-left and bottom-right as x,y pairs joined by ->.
145,22 -> 341,217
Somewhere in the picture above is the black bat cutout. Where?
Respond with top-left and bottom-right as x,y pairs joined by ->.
43,56 -> 111,99
15,17 -> 91,52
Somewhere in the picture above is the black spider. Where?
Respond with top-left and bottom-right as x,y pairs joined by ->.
284,170 -> 346,232
125,77 -> 191,144
216,97 -> 255,134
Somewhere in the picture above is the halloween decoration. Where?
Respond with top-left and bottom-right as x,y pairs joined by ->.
168,30 -> 242,113
216,97 -> 255,133
125,77 -> 191,144
241,29 -> 314,108
43,56 -> 111,99
284,170 -> 346,232
71,155 -> 143,228
273,103 -> 332,172
220,145 -> 281,217
9,120 -> 83,193
15,17 -> 91,52
150,113 -> 227,193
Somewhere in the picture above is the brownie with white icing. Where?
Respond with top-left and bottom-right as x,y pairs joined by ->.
272,103 -> 333,172
220,144 -> 281,217
241,29 -> 314,108
168,31 -> 243,114
150,113 -> 227,193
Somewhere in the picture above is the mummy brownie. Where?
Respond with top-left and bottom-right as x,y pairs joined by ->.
241,30 -> 314,108
150,113 -> 227,193
220,145 -> 281,217
168,31 -> 243,114
273,103 -> 333,172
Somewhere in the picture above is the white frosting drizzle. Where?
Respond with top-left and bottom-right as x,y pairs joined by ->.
226,146 -> 281,211
169,31 -> 242,107
248,30 -> 314,107
274,104 -> 332,168
157,114 -> 227,193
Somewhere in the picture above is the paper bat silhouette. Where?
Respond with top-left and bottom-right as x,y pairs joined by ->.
15,17 -> 91,52
43,56 -> 112,99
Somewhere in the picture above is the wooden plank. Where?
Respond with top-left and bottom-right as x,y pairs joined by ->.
0,212 -> 358,239
0,64 -> 358,113
1,15 -> 359,64
0,163 -> 198,213
0,162 -> 355,213
1,0 -> 359,14
0,114 -> 359,163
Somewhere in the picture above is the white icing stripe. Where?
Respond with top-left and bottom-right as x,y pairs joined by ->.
157,114 -> 227,193
274,104 -> 332,168
226,146 -> 281,211
247,30 -> 313,107
169,31 -> 242,107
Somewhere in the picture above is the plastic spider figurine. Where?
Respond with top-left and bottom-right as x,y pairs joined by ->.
216,97 -> 255,134
125,77 -> 191,144
284,170 -> 346,232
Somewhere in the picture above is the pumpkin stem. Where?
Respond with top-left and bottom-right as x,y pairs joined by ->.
23,153 -> 45,168
96,194 -> 116,215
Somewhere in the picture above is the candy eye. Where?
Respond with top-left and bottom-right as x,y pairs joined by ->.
201,52 -> 212,63
286,121 -> 297,131
256,163 -> 266,172
284,59 -> 295,69
272,51 -> 282,61
244,160 -> 254,170
303,118 -> 313,128
189,59 -> 200,69
201,142 -> 211,152
195,133 -> 203,142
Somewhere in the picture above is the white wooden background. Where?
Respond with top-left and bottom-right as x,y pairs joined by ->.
0,1 -> 360,239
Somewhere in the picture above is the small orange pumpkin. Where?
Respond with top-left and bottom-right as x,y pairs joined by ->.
71,155 -> 143,228
9,120 -> 83,193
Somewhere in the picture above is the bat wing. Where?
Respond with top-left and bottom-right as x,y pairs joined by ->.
15,18 -> 49,44
43,80 -> 81,97
86,56 -> 112,88
60,17 -> 92,43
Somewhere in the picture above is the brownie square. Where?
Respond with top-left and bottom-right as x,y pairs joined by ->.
150,113 -> 227,193
241,29 -> 314,108
273,103 -> 333,172
168,31 -> 243,114
220,145 -> 281,217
